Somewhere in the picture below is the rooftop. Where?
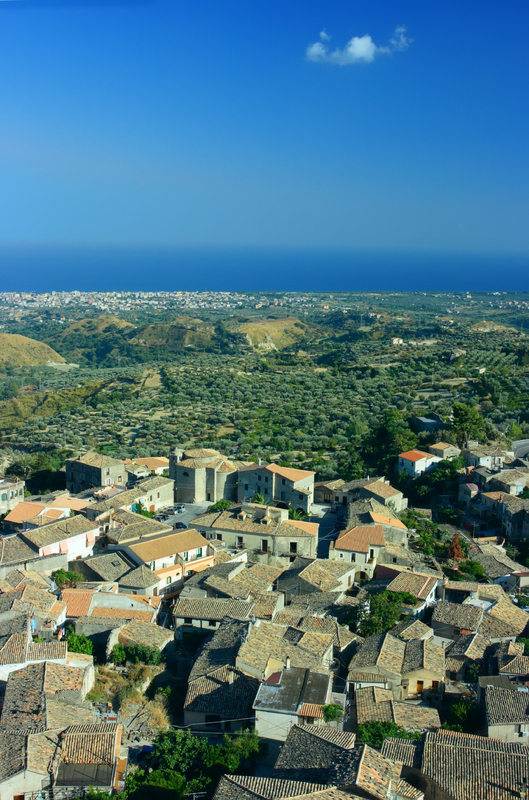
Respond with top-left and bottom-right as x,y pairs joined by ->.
20,515 -> 96,549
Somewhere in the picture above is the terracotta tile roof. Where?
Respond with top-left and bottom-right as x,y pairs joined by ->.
27,641 -> 67,661
485,685 -> 529,725
128,529 -> 209,562
391,619 -> 432,641
237,621 -> 333,675
402,639 -> 445,676
0,535 -> 39,565
118,565 -> 159,589
192,508 -> 318,538
380,737 -> 423,768
91,606 -> 155,623
298,559 -> 355,592
421,729 -> 529,800
328,744 -> 402,800
369,512 -> 408,530
363,481 -> 401,499
185,666 -> 259,717
61,589 -> 95,618
265,464 -> 315,482
4,501 -> 49,525
21,515 -> 97,549
348,633 -> 405,679
118,619 -> 173,651
432,601 -> 483,631
355,686 -> 440,731
398,450 -> 432,462
488,598 -> 529,636
298,703 -> 324,718
71,450 -> 124,469
173,597 -> 255,622
61,723 -> 121,764
387,572 -> 438,600
213,775 -> 327,800
190,619 -> 249,682
335,525 -> 385,552
5,569 -> 50,590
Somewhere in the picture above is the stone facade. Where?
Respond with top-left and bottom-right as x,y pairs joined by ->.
65,451 -> 127,493
169,448 -> 248,504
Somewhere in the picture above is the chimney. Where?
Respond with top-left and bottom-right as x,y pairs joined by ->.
228,670 -> 234,686
258,458 -> 262,466
148,597 -> 152,605
285,656 -> 291,670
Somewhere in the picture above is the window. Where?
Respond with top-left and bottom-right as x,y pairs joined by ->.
258,474 -> 262,481
348,576 -> 351,586
184,618 -> 192,625
392,557 -> 397,564
264,488 -> 268,495
208,620 -> 216,627
183,471 -> 189,476
106,468 -> 110,475
157,492 -> 160,498
432,681 -> 439,690
351,553 -> 356,562
1,493 -> 6,502
217,533 -> 223,541
282,478 -> 286,485
244,484 -> 249,491
290,541 -> 297,554
298,494 -> 303,500
237,536 -> 243,548
339,553 -> 344,559
183,552 -> 188,561
335,496 -> 339,502
117,476 -> 122,482
196,548 -> 202,558
261,539 -> 268,553
369,549 -> 375,559
265,476 -> 268,483
166,577 -> 172,585
150,561 -> 155,570
281,491 -> 286,500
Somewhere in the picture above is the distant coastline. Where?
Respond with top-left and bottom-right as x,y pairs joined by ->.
1,244 -> 528,293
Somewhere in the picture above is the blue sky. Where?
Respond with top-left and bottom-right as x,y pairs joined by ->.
1,0 -> 528,255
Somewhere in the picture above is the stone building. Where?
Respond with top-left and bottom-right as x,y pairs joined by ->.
238,463 -> 315,513
169,448 -> 252,504
65,451 -> 127,493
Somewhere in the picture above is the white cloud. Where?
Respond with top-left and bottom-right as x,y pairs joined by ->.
306,24 -> 412,65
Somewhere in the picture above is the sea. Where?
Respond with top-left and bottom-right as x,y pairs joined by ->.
0,245 -> 528,293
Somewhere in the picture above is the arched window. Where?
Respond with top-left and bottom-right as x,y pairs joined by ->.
183,471 -> 189,477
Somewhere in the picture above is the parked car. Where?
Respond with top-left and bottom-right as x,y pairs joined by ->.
155,513 -> 169,521
174,521 -> 188,530
173,504 -> 186,513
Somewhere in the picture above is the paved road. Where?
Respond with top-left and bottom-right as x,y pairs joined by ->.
513,439 -> 529,460
310,506 -> 343,558
159,501 -> 210,529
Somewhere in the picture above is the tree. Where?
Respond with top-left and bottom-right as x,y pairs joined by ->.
66,626 -> 93,656
111,643 -> 127,665
452,403 -> 485,447
353,590 -> 418,637
322,703 -> 344,724
208,499 -> 232,511
459,560 -> 485,577
252,493 -> 265,504
361,410 -> 418,473
153,730 -> 207,774
53,569 -> 82,587
448,533 -> 465,562
289,508 -> 306,520
445,698 -> 480,733
356,720 -> 421,750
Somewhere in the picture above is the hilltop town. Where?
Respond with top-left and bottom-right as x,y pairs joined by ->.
1,427 -> 529,800
0,292 -> 529,800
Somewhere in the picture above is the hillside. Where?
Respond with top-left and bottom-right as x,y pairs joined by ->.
0,334 -> 66,367
238,317 -> 311,350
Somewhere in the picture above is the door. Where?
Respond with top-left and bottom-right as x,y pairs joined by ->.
416,680 -> 424,693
